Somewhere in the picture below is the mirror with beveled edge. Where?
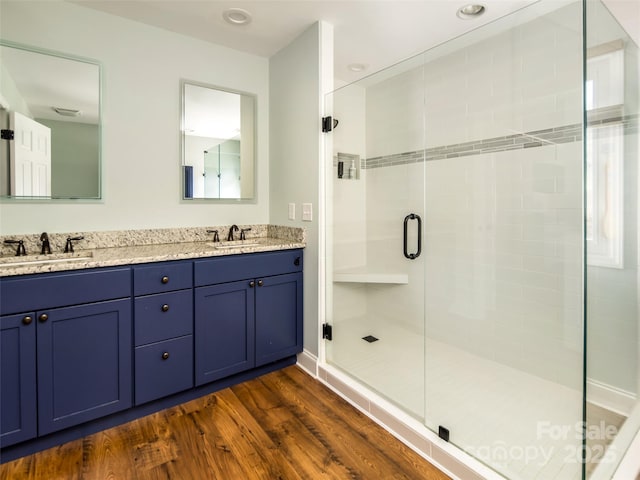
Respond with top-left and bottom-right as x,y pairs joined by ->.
0,41 -> 101,199
181,81 -> 255,201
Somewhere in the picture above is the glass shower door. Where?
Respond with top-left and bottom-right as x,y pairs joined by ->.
325,55 -> 428,419
422,2 -> 585,479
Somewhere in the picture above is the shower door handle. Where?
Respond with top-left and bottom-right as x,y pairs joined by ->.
403,213 -> 422,260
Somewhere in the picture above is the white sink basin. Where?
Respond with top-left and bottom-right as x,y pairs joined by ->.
0,252 -> 94,267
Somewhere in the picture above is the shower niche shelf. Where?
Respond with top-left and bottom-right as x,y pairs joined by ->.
333,267 -> 408,284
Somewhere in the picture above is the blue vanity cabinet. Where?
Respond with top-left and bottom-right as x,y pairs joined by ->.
194,249 -> 303,386
0,267 -> 132,439
133,261 -> 194,405
0,313 -> 37,448
0,248 -> 303,458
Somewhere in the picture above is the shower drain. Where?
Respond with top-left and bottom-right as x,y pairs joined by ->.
362,335 -> 379,343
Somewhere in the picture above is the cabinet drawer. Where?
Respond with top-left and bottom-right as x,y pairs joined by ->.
0,267 -> 131,315
194,249 -> 303,286
134,290 -> 193,346
133,261 -> 192,295
135,335 -> 193,405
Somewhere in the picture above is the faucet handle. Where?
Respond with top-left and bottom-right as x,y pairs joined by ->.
4,239 -> 27,256
240,228 -> 252,240
64,236 -> 84,253
207,229 -> 220,242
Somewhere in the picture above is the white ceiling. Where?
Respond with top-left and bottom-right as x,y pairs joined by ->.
73,0 -> 545,83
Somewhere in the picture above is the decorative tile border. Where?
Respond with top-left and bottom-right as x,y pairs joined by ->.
361,112 -> 638,170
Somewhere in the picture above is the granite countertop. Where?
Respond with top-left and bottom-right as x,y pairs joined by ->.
0,225 -> 305,277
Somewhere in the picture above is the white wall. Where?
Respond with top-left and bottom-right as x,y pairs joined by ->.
0,1 -> 269,235
269,21 -> 333,357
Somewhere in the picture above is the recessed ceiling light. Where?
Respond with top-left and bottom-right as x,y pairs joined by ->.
456,4 -> 486,19
52,107 -> 81,117
223,8 -> 252,26
347,63 -> 369,72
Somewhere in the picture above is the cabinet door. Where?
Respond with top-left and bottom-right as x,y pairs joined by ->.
255,272 -> 303,367
37,299 -> 132,435
195,280 -> 255,386
0,313 -> 37,447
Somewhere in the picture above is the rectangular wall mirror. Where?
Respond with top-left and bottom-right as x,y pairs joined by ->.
0,41 -> 101,199
181,81 -> 255,201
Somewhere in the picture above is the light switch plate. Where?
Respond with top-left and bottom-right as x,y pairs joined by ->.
288,203 -> 296,220
302,203 -> 313,221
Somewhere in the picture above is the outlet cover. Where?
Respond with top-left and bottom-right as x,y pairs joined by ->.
288,203 -> 296,220
302,203 -> 313,221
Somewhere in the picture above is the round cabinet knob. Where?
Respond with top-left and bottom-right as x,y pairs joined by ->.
294,257 -> 301,266
22,315 -> 33,325
39,313 -> 49,323
161,276 -> 170,284
161,304 -> 170,312
161,352 -> 170,360
257,279 -> 264,287
249,280 -> 255,288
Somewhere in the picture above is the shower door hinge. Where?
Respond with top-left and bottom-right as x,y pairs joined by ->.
322,116 -> 338,133
322,323 -> 333,341
1,129 -> 14,140
322,116 -> 333,133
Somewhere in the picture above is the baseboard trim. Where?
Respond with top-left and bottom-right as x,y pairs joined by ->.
296,349 -> 318,376
587,378 -> 636,417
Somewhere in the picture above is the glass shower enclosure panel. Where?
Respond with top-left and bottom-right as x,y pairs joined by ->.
585,0 -> 640,478
325,55 -> 428,418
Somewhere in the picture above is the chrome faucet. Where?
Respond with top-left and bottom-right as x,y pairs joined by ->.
227,225 -> 239,241
40,232 -> 52,254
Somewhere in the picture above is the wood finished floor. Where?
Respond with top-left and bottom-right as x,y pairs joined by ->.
0,366 -> 450,480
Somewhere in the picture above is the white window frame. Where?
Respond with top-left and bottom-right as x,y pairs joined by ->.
586,123 -> 624,269
585,48 -> 625,269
